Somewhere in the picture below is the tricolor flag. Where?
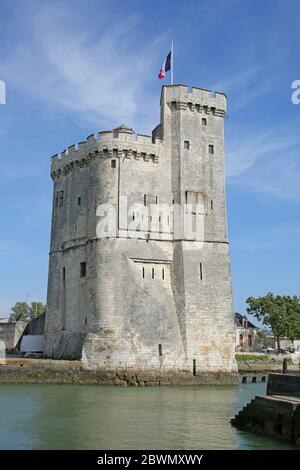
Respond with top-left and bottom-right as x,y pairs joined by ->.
158,50 -> 171,80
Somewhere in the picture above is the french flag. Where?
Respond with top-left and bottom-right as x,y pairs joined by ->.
158,50 -> 171,79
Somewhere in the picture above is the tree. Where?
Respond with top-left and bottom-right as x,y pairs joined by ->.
246,293 -> 300,353
9,301 -> 46,322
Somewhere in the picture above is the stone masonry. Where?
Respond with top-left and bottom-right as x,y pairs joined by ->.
45,84 -> 237,378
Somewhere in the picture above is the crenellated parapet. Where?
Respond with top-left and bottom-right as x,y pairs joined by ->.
162,84 -> 227,118
51,126 -> 163,180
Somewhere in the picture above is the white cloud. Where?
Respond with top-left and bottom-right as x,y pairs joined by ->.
225,122 -> 300,201
232,226 -> 300,252
0,4 -> 163,132
213,64 -> 280,111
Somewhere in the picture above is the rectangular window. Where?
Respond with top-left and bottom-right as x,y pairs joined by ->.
63,267 -> 66,282
159,344 -> 163,356
152,267 -> 155,279
162,268 -> 165,280
193,359 -> 196,376
211,200 -> 213,210
208,144 -> 214,154
59,191 -> 64,207
111,159 -> 116,168
202,118 -> 207,126
142,267 -> 145,278
200,263 -> 203,281
77,196 -> 81,206
55,193 -> 59,208
144,194 -> 147,206
184,140 -> 190,150
80,262 -> 86,278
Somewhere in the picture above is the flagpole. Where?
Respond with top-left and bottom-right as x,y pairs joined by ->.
171,40 -> 174,85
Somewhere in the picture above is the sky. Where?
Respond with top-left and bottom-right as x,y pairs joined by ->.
0,0 -> 299,319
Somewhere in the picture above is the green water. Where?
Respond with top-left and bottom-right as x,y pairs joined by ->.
0,382 -> 294,449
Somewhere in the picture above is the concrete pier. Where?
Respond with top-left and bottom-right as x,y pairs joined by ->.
231,373 -> 300,445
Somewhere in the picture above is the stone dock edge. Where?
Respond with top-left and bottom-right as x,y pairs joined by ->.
0,359 -> 239,386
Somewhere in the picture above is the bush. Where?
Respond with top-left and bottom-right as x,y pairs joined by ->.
235,354 -> 269,362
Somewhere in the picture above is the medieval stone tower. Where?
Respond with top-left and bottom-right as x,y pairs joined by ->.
45,84 -> 237,377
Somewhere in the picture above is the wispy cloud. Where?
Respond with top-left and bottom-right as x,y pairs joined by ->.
226,126 -> 300,201
232,225 -> 300,252
213,64 -> 280,111
0,4 -> 164,132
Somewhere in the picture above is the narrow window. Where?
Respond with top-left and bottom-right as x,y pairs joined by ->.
59,191 -> 64,207
142,267 -> 145,278
239,334 -> 243,347
132,212 -> 135,221
184,140 -> 190,150
193,359 -> 196,376
55,193 -> 59,208
211,200 -> 213,210
202,117 -> 207,126
111,159 -> 116,168
84,316 -> 87,325
63,267 -> 66,282
162,268 -> 165,280
158,344 -> 163,356
80,262 -> 86,278
156,195 -> 158,204
200,263 -> 203,281
144,194 -> 147,206
152,267 -> 155,279
208,144 -> 214,154
77,196 -> 81,206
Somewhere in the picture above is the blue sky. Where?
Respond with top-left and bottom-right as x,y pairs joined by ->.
0,0 -> 299,319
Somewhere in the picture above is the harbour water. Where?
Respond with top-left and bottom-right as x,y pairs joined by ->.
0,382 -> 294,450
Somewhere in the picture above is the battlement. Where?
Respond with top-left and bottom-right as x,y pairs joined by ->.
50,126 -> 162,180
161,84 -> 227,116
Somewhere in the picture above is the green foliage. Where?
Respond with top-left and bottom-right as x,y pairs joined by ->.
246,293 -> 300,353
9,301 -> 46,322
235,354 -> 269,362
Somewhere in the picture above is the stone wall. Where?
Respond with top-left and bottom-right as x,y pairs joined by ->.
45,84 -> 237,378
0,322 -> 27,350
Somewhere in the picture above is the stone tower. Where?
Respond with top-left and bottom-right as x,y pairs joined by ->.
45,84 -> 237,379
